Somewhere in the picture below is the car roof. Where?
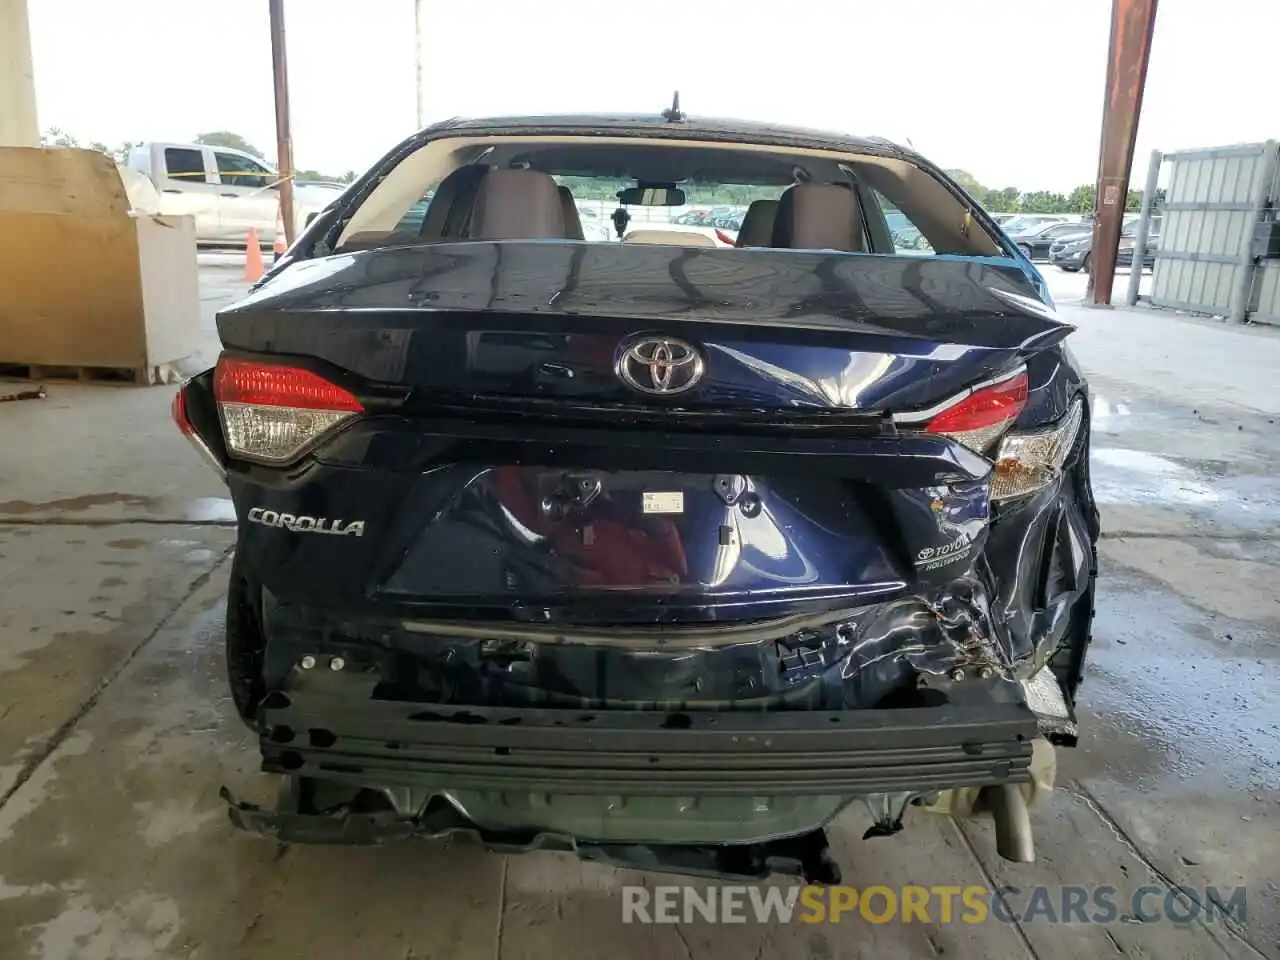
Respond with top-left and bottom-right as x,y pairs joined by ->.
416,113 -> 914,163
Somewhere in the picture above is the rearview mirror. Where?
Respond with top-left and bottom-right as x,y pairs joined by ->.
617,185 -> 686,207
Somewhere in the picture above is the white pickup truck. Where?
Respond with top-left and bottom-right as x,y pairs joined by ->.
125,142 -> 337,246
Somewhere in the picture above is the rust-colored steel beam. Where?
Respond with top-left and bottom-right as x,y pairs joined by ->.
269,0 -> 296,246
1087,0 -> 1159,305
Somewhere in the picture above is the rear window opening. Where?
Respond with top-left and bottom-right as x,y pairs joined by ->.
332,135 -> 1005,259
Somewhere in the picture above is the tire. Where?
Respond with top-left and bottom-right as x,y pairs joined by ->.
1081,252 -> 1091,274
1018,244 -> 1033,259
225,545 -> 266,726
1058,265 -> 1080,273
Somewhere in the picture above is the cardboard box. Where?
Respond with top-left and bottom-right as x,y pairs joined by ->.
0,146 -> 199,381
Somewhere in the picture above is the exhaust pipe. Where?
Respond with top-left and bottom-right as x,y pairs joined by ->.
981,783 -> 1035,863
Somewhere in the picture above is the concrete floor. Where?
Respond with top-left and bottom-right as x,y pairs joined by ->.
0,262 -> 1276,959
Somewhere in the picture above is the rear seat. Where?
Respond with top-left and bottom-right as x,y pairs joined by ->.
469,169 -> 568,240
735,199 -> 778,247
421,164 -> 489,239
770,183 -> 865,252
558,186 -> 585,241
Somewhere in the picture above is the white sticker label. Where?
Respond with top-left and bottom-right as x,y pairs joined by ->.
642,491 -> 684,515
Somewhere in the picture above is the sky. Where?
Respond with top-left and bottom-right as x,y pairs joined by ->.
26,0 -> 1279,191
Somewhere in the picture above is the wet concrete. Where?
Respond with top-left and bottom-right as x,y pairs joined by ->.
1087,377 -> 1280,540
0,524 -> 234,802
0,384 -> 229,525
0,267 -> 1275,958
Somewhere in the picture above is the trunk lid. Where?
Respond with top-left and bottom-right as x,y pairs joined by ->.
219,242 -> 1065,622
220,242 -> 1067,414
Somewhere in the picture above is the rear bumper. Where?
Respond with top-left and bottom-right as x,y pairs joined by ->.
228,692 -> 1037,859
255,695 -> 1036,796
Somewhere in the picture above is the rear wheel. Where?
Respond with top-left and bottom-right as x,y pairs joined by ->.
225,546 -> 266,725
1080,252 -> 1091,274
1058,265 -> 1080,273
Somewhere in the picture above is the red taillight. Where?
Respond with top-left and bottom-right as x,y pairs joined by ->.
213,358 -> 363,464
171,384 -> 194,435
715,229 -> 737,246
925,371 -> 1029,453
213,357 -> 363,412
172,380 -> 228,479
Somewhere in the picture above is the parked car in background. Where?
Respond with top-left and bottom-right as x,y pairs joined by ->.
390,191 -> 435,234
674,207 -> 746,231
294,179 -> 350,193
674,209 -> 714,225
575,204 -> 615,241
1007,220 -> 1094,261
1049,216 -> 1160,272
999,214 -> 1073,236
177,112 -> 1097,885
127,142 -> 331,246
711,210 -> 745,230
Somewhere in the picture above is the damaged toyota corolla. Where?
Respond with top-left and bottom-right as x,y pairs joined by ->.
172,109 -> 1100,884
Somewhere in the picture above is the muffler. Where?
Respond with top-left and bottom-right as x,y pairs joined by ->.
980,783 -> 1035,863
919,737 -> 1051,863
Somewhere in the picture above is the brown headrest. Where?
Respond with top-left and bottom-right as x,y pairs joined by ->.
558,186 -> 585,241
418,164 -> 488,239
735,199 -> 779,247
470,169 -> 566,240
771,184 -> 865,252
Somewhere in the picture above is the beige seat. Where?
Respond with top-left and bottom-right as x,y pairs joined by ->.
770,183 -> 865,252
557,186 -> 585,241
735,199 -> 779,247
469,169 -> 567,240
622,229 -> 717,247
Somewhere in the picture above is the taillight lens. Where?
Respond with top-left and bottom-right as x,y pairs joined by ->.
172,380 -> 229,480
171,385 -> 195,436
213,357 -> 363,464
926,371 -> 1029,453
990,398 -> 1084,502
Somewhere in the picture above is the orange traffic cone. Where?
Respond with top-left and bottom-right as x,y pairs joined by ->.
273,204 -> 288,262
244,228 -> 265,282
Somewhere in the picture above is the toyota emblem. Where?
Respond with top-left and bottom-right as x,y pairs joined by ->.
615,336 -> 705,396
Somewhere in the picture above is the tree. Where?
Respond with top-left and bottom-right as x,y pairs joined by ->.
984,187 -> 1021,213
1019,190 -> 1070,214
38,129 -> 129,164
944,169 -> 989,205
1066,184 -> 1095,213
39,127 -> 80,148
90,140 -> 138,164
195,131 -> 263,158
1124,189 -> 1142,212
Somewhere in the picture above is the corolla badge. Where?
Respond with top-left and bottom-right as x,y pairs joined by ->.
247,507 -> 364,536
616,336 -> 705,395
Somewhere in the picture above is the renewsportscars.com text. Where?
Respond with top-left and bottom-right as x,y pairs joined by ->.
622,884 -> 1248,925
